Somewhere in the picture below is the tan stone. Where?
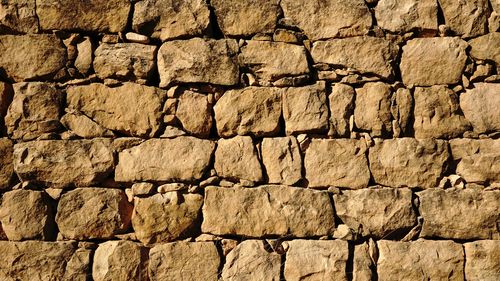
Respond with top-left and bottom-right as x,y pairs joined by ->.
414,86 -> 470,139
464,240 -> 500,281
132,0 -> 210,41
93,241 -> 148,281
468,33 -> 500,72
223,240 -> 281,281
391,88 -> 413,136
311,37 -> 398,79
0,82 -> 13,120
377,240 -> 464,281
0,34 -> 66,82
116,137 -> 215,182
60,111 -> 111,138
67,83 -> 166,138
354,82 -> 393,137
5,82 -> 63,141
176,90 -> 213,137
438,0 -> 490,38
74,37 -> 93,75
304,139 -> 370,189
0,190 -> 55,241
284,240 -> 348,281
283,83 -> 329,134
0,0 -> 38,33
36,0 -> 130,32
214,136 -> 263,182
460,83 -> 500,134
449,139 -> 500,184
149,242 -> 220,281
56,188 -> 132,240
158,38 -> 239,87
13,139 -> 114,188
329,83 -> 355,137
214,87 -> 282,137
369,138 -> 449,188
0,138 -> 13,189
375,0 -> 438,33
418,188 -> 500,239
132,193 -> 203,244
353,242 -> 374,281
261,136 -> 302,185
93,43 -> 157,82
400,37 -> 468,86
202,185 -> 335,237
280,0 -> 372,41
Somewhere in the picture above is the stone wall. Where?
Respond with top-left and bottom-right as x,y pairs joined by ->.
0,0 -> 499,280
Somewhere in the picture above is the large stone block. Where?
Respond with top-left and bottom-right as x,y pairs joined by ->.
460,83 -> 500,134
261,136 -> 302,185
0,0 -> 38,33
464,240 -> 500,281
214,136 -> 263,182
449,139 -> 500,184
93,241 -> 148,281
468,33 -> 500,73
354,82 -> 392,137
0,138 -> 13,189
375,0 -> 438,34
438,0 -> 490,38
176,90 -> 213,138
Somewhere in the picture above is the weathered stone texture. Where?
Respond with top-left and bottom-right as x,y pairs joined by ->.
0,138 -> 13,189
353,242 -> 374,281
391,88 -> 413,136
460,83 -> 500,134
60,111 -> 111,139
450,139 -> 500,184
214,136 -> 263,182
438,0 -> 490,38
468,33 -> 500,72
375,0 -> 438,34
329,83 -> 355,137
464,240 -> 500,281
0,0 -> 38,33
261,136 -> 302,185
93,241 -> 148,281
354,82 -> 392,137
176,90 -> 213,137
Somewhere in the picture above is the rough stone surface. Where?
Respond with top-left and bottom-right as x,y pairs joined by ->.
60,111 -> 111,138
93,241 -> 148,281
391,88 -> 413,136
74,37 -> 93,75
214,136 -> 263,182
464,240 -> 500,281
202,185 -> 335,237
449,139 -> 500,184
329,83 -> 355,137
261,136 -> 302,185
176,90 -> 213,138
375,0 -> 438,33
468,33 -> 500,72
353,242 -> 374,281
354,82 -> 393,137
0,0 -> 38,33
304,139 -> 370,189
438,0 -> 490,38
460,83 -> 500,134
0,138 -> 13,189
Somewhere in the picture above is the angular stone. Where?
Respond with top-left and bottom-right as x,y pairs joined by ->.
212,0 -> 279,36
0,0 -> 38,33
353,242 -> 374,281
311,37 -> 398,79
132,0 -> 210,41
214,136 -> 263,182
67,83 -> 166,138
5,82 -> 63,141
239,41 -> 310,85
0,190 -> 55,241
369,138 -> 449,188
438,0 -> 490,38
283,82 -> 329,134
93,241 -> 148,281
377,240 -> 464,281
0,34 -> 66,82
202,185 -> 335,237
214,87 -> 282,137
93,43 -> 157,82
0,138 -> 13,189
261,136 -> 302,185
13,139 -> 114,188
0,81 -> 13,120
391,88 -> 413,136
158,38 -> 239,87
36,0 -> 130,32
375,0 -> 438,34
284,240 -> 348,281
132,193 -> 203,244
329,83 -> 355,137
116,137 -> 215,182
449,139 -> 500,184
74,37 -> 93,75
56,188 -> 132,240
176,90 -> 213,138
464,240 -> 500,281
460,83 -> 500,134
354,82 -> 393,137
304,139 -> 370,189
400,37 -> 467,86
60,112 -> 111,138
280,0 -> 372,41
223,240 -> 281,281
149,242 -> 220,281
0,241 -> 90,281
468,33 -> 500,73
333,188 -> 416,239
413,86 -> 470,139
418,188 -> 500,239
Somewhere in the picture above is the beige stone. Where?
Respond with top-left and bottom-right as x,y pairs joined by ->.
438,0 -> 490,38
214,87 -> 282,137
13,139 -> 114,188
36,0 -> 130,32
460,83 -> 500,134
375,0 -> 438,33
202,185 -> 335,237
369,138 -> 449,188
214,136 -> 263,182
93,241 -> 148,281
74,37 -> 93,75
329,83 -> 355,137
283,83 -> 329,134
132,0 -> 210,41
304,139 -> 370,189
449,139 -> 500,184
354,82 -> 393,137
67,83 -> 166,138
60,111 -> 111,138
353,242 -> 374,281
0,138 -> 13,189
223,240 -> 281,281
149,242 -> 219,281
311,37 -> 398,79
56,188 -> 132,240
116,137 -> 215,182
0,34 -> 66,82
158,38 -> 239,87
414,86 -> 470,139
400,37 -> 468,86
261,136 -> 302,185
284,240 -> 348,281
0,190 -> 55,241
280,0 -> 372,41
0,82 -> 13,120
377,240 -> 464,281
418,188 -> 500,239
176,90 -> 213,137
391,88 -> 413,136
131,182 -> 155,196
464,240 -> 500,281
93,43 -> 157,82
0,0 -> 38,33
469,33 -> 500,72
